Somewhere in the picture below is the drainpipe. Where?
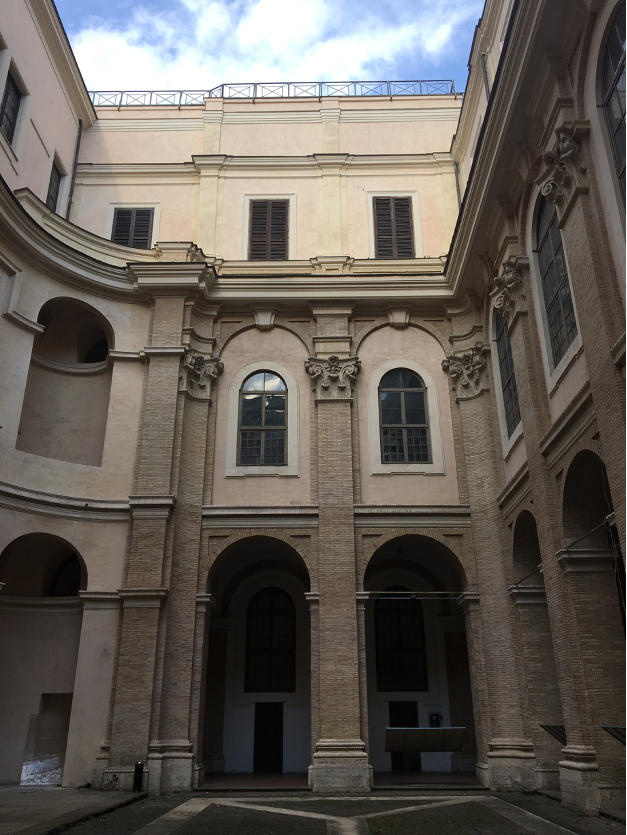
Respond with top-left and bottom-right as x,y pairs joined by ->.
454,162 -> 462,209
65,118 -> 83,221
480,53 -> 491,100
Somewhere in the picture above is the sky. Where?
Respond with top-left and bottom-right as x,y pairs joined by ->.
54,0 -> 484,95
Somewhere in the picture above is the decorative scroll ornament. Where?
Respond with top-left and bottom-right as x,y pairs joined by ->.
489,261 -> 527,326
178,351 -> 223,401
539,126 -> 587,209
305,355 -> 360,399
442,343 -> 489,400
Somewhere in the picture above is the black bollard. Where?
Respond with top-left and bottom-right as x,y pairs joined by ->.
133,761 -> 144,792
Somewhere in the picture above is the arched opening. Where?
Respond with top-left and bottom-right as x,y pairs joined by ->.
510,511 -> 563,791
0,534 -> 86,786
200,536 -> 311,786
16,298 -> 114,466
363,535 -> 477,784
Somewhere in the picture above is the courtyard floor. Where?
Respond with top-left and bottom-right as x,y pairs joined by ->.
2,787 -> 624,835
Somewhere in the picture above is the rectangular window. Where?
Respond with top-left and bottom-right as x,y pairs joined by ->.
111,208 -> 154,249
0,71 -> 21,145
248,199 -> 289,260
374,196 -> 415,259
495,311 -> 521,437
46,163 -> 62,213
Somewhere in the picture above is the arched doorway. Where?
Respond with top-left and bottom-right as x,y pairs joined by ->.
200,536 -> 311,780
0,534 -> 86,785
363,534 -> 476,780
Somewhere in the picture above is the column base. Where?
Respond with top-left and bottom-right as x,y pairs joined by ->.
487,738 -> 536,789
309,739 -> 372,793
147,739 -> 194,793
559,746 -> 600,813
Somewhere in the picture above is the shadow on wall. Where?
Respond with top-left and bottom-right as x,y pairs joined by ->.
16,298 -> 113,466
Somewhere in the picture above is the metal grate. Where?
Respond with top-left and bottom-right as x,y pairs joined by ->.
89,80 -> 457,107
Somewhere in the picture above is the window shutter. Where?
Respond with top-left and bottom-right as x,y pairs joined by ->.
111,208 -> 154,249
374,196 -> 415,258
0,72 -> 22,145
249,199 -> 289,260
46,163 -> 62,213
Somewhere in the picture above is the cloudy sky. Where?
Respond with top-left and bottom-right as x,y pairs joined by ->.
55,0 -> 483,94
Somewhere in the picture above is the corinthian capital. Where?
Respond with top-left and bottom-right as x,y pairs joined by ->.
305,355 -> 360,400
178,351 -> 223,401
442,343 -> 489,400
489,261 -> 527,326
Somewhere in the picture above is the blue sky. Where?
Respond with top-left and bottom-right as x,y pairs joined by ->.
55,0 -> 483,94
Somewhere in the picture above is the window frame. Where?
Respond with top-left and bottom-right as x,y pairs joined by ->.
0,69 -> 21,146
493,309 -> 521,439
366,191 -> 424,258
104,202 -> 160,249
244,587 -> 296,693
0,56 -> 29,160
225,360 -> 300,478
373,196 -> 416,259
237,371 -> 288,468
45,160 -> 63,213
242,194 -> 297,260
378,369 -> 432,465
601,2 -> 626,203
367,358 -> 445,476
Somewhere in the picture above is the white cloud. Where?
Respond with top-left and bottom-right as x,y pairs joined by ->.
71,0 -> 481,91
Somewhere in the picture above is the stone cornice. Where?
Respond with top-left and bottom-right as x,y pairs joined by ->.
354,504 -> 471,528
0,480 -> 130,521
201,505 -> 319,529
0,595 -> 83,614
128,262 -> 216,300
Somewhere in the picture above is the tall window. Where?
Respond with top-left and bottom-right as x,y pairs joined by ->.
373,197 -> 415,258
603,4 -> 626,201
245,588 -> 296,692
375,588 -> 428,692
46,163 -> 62,213
536,197 -> 578,366
249,199 -> 289,260
495,310 -> 521,437
239,371 -> 287,466
379,368 -> 430,464
0,71 -> 21,145
111,208 -> 154,249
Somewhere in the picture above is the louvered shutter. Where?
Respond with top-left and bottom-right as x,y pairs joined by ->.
111,208 -> 154,249
249,199 -> 289,260
374,196 -> 415,259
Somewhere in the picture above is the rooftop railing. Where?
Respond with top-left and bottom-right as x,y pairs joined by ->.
89,80 -> 458,107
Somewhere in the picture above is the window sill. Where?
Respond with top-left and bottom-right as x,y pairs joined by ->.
369,465 -> 445,476
225,466 -> 298,478
547,335 -> 584,398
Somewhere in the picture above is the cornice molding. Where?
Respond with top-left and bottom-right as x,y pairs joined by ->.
354,504 -> 471,528
0,480 -> 130,521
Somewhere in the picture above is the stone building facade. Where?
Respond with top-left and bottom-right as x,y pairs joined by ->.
0,0 -> 624,815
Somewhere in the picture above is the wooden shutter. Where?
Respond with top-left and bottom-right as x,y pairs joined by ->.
46,163 -> 62,213
374,196 -> 415,259
111,208 -> 154,249
249,199 -> 289,260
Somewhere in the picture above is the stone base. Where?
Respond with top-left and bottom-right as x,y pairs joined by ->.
559,747 -> 600,813
534,768 -> 560,792
475,762 -> 490,787
487,738 -> 536,789
309,739 -> 372,793
148,739 -> 194,793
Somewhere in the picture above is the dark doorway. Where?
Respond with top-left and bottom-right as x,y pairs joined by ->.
389,700 -> 422,772
253,702 -> 283,773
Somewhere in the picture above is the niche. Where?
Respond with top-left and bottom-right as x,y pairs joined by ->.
16,298 -> 113,466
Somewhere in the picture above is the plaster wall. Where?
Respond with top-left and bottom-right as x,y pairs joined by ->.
339,118 -> 460,156
212,327 -> 311,506
356,325 -> 460,506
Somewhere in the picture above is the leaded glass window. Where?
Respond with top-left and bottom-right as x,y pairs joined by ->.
379,368 -> 431,464
239,371 -> 287,466
603,4 -> 626,201
495,309 -> 521,437
245,587 -> 296,692
536,198 -> 578,366
374,588 -> 429,692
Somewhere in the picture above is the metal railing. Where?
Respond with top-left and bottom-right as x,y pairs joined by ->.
89,80 -> 457,107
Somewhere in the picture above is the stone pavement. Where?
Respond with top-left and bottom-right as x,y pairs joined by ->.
0,786 -> 144,835
11,790 -> 622,835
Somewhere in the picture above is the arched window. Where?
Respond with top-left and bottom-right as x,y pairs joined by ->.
603,4 -> 625,201
374,587 -> 428,692
379,368 -> 430,464
536,197 -> 578,366
238,371 -> 287,466
245,587 -> 296,692
494,309 -> 521,437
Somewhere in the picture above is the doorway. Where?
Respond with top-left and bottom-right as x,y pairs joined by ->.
389,701 -> 421,772
254,702 -> 284,773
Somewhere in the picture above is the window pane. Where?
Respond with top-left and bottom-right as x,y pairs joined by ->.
264,393 -> 286,426
406,428 -> 430,462
400,369 -> 423,388
382,427 -> 405,463
380,369 -> 403,388
240,430 -> 262,465
403,391 -> 426,425
243,373 -> 265,391
263,430 -> 285,465
241,394 -> 263,426
380,391 -> 402,424
375,596 -> 429,692
541,261 -> 560,306
264,373 -> 286,391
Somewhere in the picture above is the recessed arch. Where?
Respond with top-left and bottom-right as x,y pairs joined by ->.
0,533 -> 87,597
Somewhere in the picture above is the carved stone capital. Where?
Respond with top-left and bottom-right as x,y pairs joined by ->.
178,351 -> 223,401
489,260 -> 527,326
442,343 -> 490,400
305,354 -> 360,400
537,124 -> 588,211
